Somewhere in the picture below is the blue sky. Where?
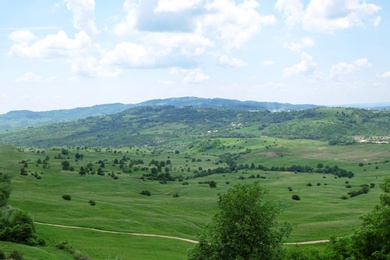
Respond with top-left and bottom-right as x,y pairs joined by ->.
1,0 -> 389,113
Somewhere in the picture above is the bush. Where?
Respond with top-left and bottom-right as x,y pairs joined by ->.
56,240 -> 73,250
306,183 -> 312,187
173,193 -> 180,198
341,195 -> 349,200
62,194 -> 71,201
209,181 -> 217,188
140,190 -> 151,196
292,195 -> 301,200
288,187 -> 293,191
89,200 -> 96,206
9,251 -> 23,260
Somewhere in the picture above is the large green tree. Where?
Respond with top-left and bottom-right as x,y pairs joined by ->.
188,182 -> 292,260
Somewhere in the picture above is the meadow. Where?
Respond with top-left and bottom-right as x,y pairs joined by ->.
1,136 -> 390,259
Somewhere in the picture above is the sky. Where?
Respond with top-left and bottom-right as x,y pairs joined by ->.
1,0 -> 390,114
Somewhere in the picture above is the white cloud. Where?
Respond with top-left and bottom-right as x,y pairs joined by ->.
154,0 -> 204,12
262,60 -> 275,66
219,55 -> 247,68
64,0 -> 99,35
378,71 -> 390,79
15,72 -> 42,83
143,32 -> 213,56
8,30 -> 117,78
71,57 -> 120,78
183,68 -> 210,83
101,42 -> 155,68
283,52 -> 317,77
330,58 -> 371,79
275,0 -> 304,27
373,16 -> 381,27
15,72 -> 59,83
8,30 -> 37,43
8,30 -> 92,60
172,68 -> 209,83
276,0 -> 381,33
204,0 -> 276,49
284,37 -> 314,52
115,0 -> 275,49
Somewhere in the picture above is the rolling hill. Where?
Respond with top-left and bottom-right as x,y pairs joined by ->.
0,105 -> 389,148
0,97 -> 320,131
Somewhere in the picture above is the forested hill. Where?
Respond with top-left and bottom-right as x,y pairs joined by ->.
137,97 -> 320,111
0,106 -> 389,148
0,103 -> 132,131
0,97 -> 319,131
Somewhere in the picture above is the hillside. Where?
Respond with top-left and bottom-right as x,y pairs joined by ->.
0,97 -> 320,131
0,103 -> 133,131
0,106 -> 389,148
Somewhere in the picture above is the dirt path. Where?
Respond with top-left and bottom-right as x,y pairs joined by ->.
35,222 -> 329,245
35,222 -> 199,244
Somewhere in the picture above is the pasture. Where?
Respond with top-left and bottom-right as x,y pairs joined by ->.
1,137 -> 389,259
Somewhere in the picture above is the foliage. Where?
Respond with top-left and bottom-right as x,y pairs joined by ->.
292,195 -> 301,201
0,206 -> 42,246
9,250 -> 23,260
328,177 -> 390,259
0,173 -> 11,207
209,181 -> 217,188
188,182 -> 292,260
62,195 -> 71,201
140,190 -> 151,196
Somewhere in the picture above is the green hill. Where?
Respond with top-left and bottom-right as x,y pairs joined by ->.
1,106 -> 389,148
0,97 -> 320,131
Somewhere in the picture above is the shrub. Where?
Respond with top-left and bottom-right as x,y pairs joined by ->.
173,193 -> 180,198
89,200 -> 96,206
182,181 -> 189,185
288,187 -> 293,191
341,195 -> 349,200
317,182 -> 321,186
62,195 -> 71,201
0,250 -> 5,260
209,181 -> 217,188
306,183 -> 312,187
292,195 -> 301,200
9,251 -> 23,260
140,190 -> 151,196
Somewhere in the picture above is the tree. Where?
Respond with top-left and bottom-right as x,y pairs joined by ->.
209,181 -> 217,188
329,177 -> 390,259
188,182 -> 292,260
0,173 -> 11,207
61,161 -> 70,171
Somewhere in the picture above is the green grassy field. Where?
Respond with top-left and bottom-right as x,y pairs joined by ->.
1,138 -> 390,259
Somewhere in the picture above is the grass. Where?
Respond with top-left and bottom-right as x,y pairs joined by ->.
1,138 -> 390,258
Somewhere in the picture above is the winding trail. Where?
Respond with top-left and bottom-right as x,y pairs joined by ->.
35,222 -> 199,244
35,222 -> 329,245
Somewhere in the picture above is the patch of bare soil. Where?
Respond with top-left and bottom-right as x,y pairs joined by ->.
258,151 -> 277,157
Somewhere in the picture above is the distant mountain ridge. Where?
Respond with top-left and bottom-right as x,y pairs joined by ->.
0,97 -> 320,131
